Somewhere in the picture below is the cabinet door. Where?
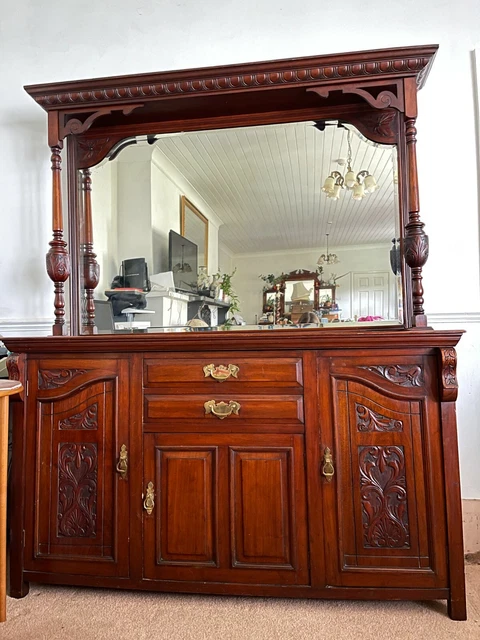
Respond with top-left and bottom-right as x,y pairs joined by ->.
143,433 -> 309,585
24,358 -> 130,577
319,357 -> 447,588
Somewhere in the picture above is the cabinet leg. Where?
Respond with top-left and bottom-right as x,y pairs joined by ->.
447,595 -> 467,621
8,579 -> 29,600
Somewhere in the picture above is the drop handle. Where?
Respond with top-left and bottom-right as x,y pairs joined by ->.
116,444 -> 128,480
322,447 -> 335,482
143,482 -> 155,515
204,399 -> 241,419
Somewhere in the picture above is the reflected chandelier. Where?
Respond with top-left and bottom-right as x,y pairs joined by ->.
322,129 -> 378,201
317,233 -> 339,265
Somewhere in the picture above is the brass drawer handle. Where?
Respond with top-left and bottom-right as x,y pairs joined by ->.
116,444 -> 128,480
143,481 -> 155,515
203,364 -> 239,381
204,399 -> 241,419
322,447 -> 335,482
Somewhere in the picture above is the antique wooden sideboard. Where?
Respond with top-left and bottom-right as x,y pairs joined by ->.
4,45 -> 467,620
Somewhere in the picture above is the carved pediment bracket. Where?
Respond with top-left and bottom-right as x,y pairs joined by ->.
438,347 -> 458,402
308,79 -> 404,112
59,104 -> 143,140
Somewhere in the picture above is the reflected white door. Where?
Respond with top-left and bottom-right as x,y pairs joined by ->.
352,272 -> 390,319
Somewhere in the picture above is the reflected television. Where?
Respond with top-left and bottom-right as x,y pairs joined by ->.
168,230 -> 198,294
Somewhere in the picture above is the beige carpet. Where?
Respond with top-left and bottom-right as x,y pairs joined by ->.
2,566 -> 479,640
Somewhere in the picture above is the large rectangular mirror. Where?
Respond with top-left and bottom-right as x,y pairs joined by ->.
83,119 -> 401,332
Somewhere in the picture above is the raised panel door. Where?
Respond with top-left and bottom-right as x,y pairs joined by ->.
24,358 -> 130,577
319,356 -> 447,588
143,433 -> 309,585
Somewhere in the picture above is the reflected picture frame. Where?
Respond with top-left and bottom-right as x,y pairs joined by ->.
180,196 -> 209,271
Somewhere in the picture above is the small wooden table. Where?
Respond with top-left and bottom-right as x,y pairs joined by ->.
0,380 -> 22,622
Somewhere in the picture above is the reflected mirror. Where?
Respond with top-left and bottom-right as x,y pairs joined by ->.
83,119 -> 401,332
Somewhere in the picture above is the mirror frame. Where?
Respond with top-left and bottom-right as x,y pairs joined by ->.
24,44 -> 437,335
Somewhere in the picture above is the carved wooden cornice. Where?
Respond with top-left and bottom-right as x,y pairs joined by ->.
24,45 -> 438,111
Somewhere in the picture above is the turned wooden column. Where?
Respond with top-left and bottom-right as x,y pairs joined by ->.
403,79 -> 429,328
46,136 -> 70,336
81,168 -> 100,334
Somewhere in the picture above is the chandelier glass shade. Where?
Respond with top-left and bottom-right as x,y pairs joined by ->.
322,129 -> 378,201
317,233 -> 339,265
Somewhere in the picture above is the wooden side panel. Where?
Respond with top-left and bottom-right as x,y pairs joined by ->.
24,358 -> 130,578
143,433 -> 309,585
230,449 -> 292,568
158,448 -> 217,565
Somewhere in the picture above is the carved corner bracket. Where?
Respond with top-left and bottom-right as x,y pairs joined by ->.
307,80 -> 404,112
6,353 -> 26,400
59,104 -> 143,140
438,348 -> 458,402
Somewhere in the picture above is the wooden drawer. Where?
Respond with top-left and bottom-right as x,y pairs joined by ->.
143,354 -> 303,390
144,393 -> 304,427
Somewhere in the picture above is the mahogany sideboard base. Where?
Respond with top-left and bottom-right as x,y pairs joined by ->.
13,570 -> 451,602
5,330 -> 467,621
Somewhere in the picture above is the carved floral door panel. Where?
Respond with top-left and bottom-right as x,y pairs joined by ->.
24,358 -> 130,577
143,433 -> 309,585
318,355 -> 448,588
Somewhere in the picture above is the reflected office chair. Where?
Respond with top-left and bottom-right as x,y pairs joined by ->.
93,300 -> 115,333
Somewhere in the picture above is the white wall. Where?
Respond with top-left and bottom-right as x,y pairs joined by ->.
90,145 -> 223,289
91,161 -> 118,296
1,0 -> 479,498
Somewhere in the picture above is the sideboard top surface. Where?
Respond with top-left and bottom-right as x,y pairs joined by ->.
2,328 -> 463,355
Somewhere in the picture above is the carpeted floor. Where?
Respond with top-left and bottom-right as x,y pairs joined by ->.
2,565 -> 479,640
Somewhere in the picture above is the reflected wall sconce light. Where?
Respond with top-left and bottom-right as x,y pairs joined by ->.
322,129 -> 378,201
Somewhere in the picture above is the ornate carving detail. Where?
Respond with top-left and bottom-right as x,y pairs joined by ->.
404,234 -> 429,269
361,365 -> 424,387
34,55 -> 434,107
346,109 -> 398,144
359,445 -> 410,548
46,249 -> 70,282
38,368 -> 87,389
439,347 -> 458,402
308,84 -> 403,112
356,403 -> 403,432
6,353 -> 23,381
77,137 -> 112,164
57,443 -> 97,537
6,353 -> 26,400
374,110 -> 397,137
83,260 -> 100,288
59,403 -> 98,430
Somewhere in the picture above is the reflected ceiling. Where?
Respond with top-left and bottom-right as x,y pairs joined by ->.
152,121 -> 397,254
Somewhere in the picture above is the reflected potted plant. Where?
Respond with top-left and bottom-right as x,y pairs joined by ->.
214,268 -> 240,320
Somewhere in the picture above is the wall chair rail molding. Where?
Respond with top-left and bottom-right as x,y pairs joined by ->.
428,312 -> 480,324
0,320 -> 53,337
2,44 -> 469,621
